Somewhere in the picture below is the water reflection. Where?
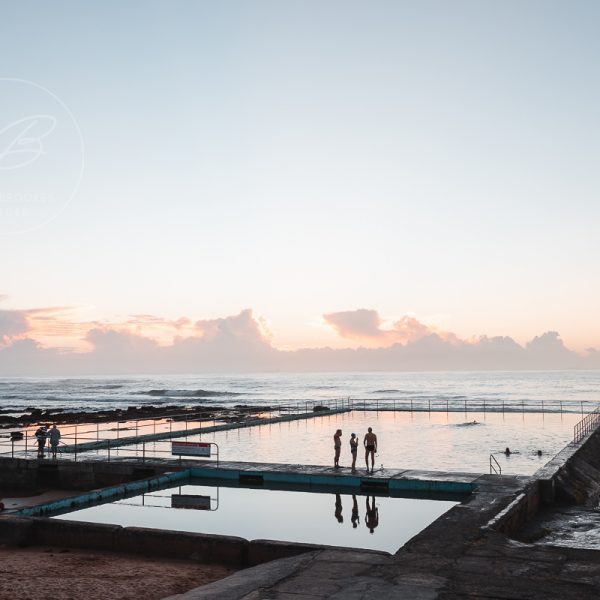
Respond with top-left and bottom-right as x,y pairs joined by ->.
55,482 -> 459,553
333,494 -> 379,534
335,493 -> 343,523
365,496 -> 379,534
351,495 -> 360,529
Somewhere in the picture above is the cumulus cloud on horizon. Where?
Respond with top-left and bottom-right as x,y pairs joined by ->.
322,309 -> 454,346
0,299 -> 597,375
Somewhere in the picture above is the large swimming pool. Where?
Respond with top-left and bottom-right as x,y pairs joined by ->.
85,410 -> 580,475
53,480 -> 459,553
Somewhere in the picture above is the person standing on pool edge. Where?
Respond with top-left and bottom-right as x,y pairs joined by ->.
333,429 -> 342,468
349,433 -> 358,473
363,427 -> 377,474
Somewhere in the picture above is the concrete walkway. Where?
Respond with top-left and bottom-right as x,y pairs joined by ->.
59,408 -> 352,454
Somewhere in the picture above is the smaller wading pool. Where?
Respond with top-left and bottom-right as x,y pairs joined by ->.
52,479 -> 460,553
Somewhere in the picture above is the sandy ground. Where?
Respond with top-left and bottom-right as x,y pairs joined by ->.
0,546 -> 234,600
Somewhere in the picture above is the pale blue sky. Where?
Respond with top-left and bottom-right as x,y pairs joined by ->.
1,0 -> 599,351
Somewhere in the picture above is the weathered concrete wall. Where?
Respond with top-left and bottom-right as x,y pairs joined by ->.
0,456 -> 184,492
0,514 -> 328,568
544,426 -> 600,505
0,457 -> 39,490
487,424 -> 600,535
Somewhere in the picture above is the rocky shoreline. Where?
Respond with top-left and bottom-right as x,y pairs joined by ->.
0,404 -> 277,430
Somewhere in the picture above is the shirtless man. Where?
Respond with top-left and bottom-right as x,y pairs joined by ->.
363,427 -> 377,474
333,429 -> 342,468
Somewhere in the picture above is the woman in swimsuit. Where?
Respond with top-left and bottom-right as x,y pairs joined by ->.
333,429 -> 342,468
349,433 -> 358,473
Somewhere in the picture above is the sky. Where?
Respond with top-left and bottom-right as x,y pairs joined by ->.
0,1 -> 599,373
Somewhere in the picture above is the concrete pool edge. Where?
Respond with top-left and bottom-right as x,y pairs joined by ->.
10,459 -> 477,520
3,422 -> 600,597
1,459 -> 477,569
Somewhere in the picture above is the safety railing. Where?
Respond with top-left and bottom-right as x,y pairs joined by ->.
489,454 -> 502,475
573,405 -> 600,445
0,397 -> 352,462
356,398 -> 597,415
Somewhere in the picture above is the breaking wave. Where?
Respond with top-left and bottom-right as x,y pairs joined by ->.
141,389 -> 243,398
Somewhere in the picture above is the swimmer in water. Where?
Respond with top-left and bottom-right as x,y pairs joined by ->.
504,447 -> 511,456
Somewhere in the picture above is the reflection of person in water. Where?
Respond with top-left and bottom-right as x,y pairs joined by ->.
351,495 -> 360,529
365,496 -> 379,534
335,493 -> 343,523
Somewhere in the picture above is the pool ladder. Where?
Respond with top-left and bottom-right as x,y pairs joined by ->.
489,454 -> 502,475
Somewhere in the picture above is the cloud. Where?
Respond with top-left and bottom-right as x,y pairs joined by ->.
194,309 -> 271,344
323,309 -> 383,339
323,309 -> 444,346
0,304 -> 597,374
0,309 -> 30,341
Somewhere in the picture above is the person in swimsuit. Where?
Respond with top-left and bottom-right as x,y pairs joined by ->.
333,429 -> 342,468
349,433 -> 358,473
363,427 -> 377,473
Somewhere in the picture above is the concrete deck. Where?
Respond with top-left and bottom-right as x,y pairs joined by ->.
3,423 -> 600,599
9,457 -> 479,517
51,408 -> 352,454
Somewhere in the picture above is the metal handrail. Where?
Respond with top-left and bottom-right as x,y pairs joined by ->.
573,405 -> 600,445
489,454 -> 502,475
0,397 -> 351,462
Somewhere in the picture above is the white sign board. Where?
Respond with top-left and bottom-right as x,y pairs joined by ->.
171,441 -> 211,457
172,494 -> 211,510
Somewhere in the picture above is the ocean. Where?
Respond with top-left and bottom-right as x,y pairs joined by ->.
0,370 -> 598,415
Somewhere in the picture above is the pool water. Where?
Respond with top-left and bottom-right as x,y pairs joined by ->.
54,482 -> 458,553
96,410 -> 580,475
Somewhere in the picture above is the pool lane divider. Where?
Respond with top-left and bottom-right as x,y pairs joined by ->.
60,408 -> 352,454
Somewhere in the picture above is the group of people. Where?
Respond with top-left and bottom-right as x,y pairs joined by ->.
334,493 -> 379,534
333,427 -> 378,474
34,424 -> 61,459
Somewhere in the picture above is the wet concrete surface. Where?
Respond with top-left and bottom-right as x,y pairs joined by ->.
520,503 -> 600,550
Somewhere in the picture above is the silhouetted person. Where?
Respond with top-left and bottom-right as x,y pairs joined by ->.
504,447 -> 511,456
349,433 -> 358,473
49,424 -> 61,459
333,429 -> 342,468
351,495 -> 360,529
365,496 -> 379,534
35,425 -> 47,458
335,493 -> 343,523
363,427 -> 377,473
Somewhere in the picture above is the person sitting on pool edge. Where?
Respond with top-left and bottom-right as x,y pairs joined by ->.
364,427 -> 377,474
333,429 -> 342,468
